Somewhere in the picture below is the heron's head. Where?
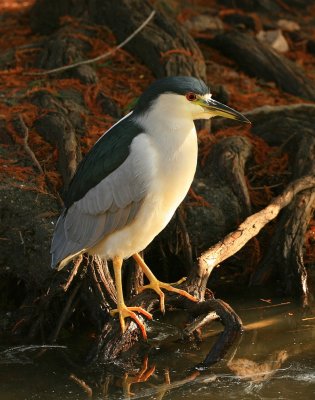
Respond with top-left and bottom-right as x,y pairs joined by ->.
134,76 -> 250,123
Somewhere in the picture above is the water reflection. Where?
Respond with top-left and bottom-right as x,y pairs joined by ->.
120,356 -> 155,397
1,298 -> 314,400
0,345 -> 67,365
227,350 -> 288,383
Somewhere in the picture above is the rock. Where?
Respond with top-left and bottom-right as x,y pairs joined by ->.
184,14 -> 224,33
277,19 -> 300,32
256,29 -> 289,53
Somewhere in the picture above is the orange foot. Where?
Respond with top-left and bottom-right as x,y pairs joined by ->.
138,276 -> 198,313
110,304 -> 152,340
133,253 -> 198,313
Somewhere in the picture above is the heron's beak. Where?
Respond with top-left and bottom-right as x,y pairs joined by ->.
197,97 -> 250,124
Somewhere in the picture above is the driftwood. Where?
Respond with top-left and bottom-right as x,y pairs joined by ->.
198,176 -> 315,272
209,31 -> 315,101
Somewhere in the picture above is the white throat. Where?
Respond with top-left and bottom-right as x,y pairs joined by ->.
133,92 -> 198,213
134,93 -> 197,149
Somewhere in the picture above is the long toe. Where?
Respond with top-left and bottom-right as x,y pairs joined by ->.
138,278 -> 198,312
161,283 -> 198,303
138,283 -> 165,313
110,305 -> 152,339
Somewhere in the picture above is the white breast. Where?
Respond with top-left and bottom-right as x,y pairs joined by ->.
149,123 -> 198,222
97,128 -> 197,260
92,95 -> 199,260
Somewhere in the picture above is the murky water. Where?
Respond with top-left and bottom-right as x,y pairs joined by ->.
1,296 -> 315,400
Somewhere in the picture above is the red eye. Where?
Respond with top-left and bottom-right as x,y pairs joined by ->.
186,92 -> 197,101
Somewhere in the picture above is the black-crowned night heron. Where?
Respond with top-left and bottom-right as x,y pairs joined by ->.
51,76 -> 249,338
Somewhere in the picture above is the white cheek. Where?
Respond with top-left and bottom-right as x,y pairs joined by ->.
191,104 -> 212,120
188,102 -> 201,114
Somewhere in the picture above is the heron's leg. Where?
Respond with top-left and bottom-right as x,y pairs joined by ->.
133,253 -> 198,313
110,256 -> 152,339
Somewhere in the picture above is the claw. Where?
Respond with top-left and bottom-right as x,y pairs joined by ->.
111,256 -> 153,339
133,253 -> 198,314
110,305 -> 152,339
138,282 -> 166,312
169,276 -> 187,285
138,279 -> 198,313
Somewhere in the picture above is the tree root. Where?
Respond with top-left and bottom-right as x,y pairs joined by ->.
17,174 -> 314,365
85,175 -> 314,364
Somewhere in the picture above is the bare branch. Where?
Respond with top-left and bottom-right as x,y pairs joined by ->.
198,175 -> 315,271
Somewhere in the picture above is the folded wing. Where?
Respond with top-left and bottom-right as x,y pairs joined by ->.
51,114 -> 153,269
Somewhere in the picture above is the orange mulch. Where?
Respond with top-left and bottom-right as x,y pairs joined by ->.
0,6 -> 153,196
0,0 -> 34,13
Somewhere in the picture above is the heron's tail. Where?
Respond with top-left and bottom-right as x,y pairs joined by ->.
50,211 -> 83,269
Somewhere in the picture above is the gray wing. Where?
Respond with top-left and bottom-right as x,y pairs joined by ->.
51,134 -> 154,268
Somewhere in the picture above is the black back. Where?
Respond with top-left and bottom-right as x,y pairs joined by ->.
64,115 -> 142,208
